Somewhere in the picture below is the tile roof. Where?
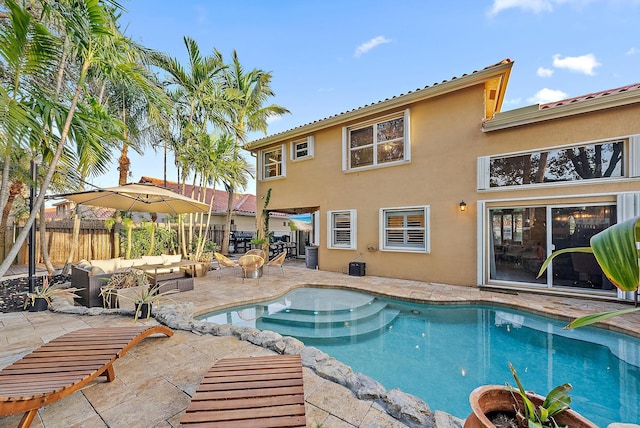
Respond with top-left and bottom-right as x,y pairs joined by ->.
80,206 -> 116,219
44,207 -> 57,220
46,204 -> 116,220
247,59 -> 513,147
139,177 -> 257,214
540,83 -> 640,109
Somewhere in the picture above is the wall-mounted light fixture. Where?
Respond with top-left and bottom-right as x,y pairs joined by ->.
459,200 -> 467,212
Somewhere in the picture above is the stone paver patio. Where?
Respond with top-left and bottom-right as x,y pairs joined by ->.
2,259 -> 640,427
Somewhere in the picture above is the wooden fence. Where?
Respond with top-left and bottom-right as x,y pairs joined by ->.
7,221 -> 237,265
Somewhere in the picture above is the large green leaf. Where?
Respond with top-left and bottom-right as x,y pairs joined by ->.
566,307 -> 640,329
590,217 -> 640,292
537,217 -> 640,293
542,383 -> 572,416
536,247 -> 593,279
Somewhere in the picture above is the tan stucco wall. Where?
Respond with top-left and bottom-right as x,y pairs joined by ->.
253,84 -> 640,286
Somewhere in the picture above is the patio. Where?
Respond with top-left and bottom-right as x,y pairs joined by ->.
2,260 -> 640,427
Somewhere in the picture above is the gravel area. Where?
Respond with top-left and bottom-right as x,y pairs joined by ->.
0,274 -> 71,313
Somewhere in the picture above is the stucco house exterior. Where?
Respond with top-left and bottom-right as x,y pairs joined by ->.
245,59 -> 640,302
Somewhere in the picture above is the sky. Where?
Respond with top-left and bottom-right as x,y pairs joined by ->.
92,0 -> 640,194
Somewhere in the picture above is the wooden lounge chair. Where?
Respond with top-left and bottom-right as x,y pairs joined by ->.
180,354 -> 306,427
267,251 -> 287,274
0,325 -> 173,428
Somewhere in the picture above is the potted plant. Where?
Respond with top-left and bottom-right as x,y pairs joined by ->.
103,282 -> 178,321
99,268 -> 149,308
23,276 -> 82,312
465,363 -> 596,428
537,216 -> 640,328
249,237 -> 268,249
187,251 -> 214,277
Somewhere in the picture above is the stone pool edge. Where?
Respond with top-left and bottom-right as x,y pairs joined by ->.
50,299 -> 462,428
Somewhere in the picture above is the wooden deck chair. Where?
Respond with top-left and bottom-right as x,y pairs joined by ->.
180,354 -> 306,427
0,325 -> 173,428
214,252 -> 239,278
267,251 -> 287,274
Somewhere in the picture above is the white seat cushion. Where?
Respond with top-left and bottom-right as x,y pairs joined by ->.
141,255 -> 164,265
162,254 -> 182,265
90,258 -> 121,274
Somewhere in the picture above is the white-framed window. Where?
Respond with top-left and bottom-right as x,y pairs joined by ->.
342,109 -> 410,171
290,136 -> 314,161
477,137 -> 637,190
327,209 -> 357,249
379,206 -> 429,253
259,144 -> 286,180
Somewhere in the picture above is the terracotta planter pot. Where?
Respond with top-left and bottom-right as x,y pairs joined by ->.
464,385 -> 597,428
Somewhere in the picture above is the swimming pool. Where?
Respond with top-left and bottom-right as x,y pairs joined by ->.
197,287 -> 640,426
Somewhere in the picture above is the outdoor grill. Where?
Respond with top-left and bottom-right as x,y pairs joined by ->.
230,231 -> 253,253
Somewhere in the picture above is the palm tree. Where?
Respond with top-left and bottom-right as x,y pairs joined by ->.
98,30 -> 170,186
0,0 -> 157,278
218,49 -> 289,254
191,133 -> 240,259
152,37 -> 232,255
0,0 -> 58,233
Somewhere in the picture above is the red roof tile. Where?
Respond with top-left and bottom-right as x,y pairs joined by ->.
540,83 -> 640,109
44,207 -> 57,220
138,177 -> 257,214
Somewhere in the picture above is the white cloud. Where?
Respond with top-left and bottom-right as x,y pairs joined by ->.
537,67 -> 554,77
627,47 -> 639,55
488,0 -> 554,16
527,88 -> 568,104
552,53 -> 601,75
488,0 -> 611,16
354,36 -> 391,58
503,97 -> 523,107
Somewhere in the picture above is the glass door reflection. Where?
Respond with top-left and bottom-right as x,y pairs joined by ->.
490,207 -> 546,284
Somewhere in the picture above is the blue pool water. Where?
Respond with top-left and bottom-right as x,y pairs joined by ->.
197,288 -> 640,426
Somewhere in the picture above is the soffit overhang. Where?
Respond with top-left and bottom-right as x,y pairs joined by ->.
483,85 -> 640,132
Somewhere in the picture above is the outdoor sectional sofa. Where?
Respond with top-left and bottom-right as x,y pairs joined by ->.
72,254 -> 195,308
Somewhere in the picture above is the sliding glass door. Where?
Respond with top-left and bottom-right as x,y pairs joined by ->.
489,207 -> 547,284
489,204 -> 616,292
550,205 -> 616,290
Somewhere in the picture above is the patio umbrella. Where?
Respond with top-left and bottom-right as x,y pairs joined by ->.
59,183 -> 210,214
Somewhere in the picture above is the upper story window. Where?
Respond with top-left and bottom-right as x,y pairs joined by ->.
327,209 -> 356,249
291,136 -> 314,161
343,110 -> 410,171
260,145 -> 286,180
379,206 -> 429,253
483,140 -> 624,189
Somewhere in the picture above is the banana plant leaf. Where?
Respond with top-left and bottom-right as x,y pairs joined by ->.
538,217 -> 640,292
566,307 -> 640,329
590,217 -> 640,292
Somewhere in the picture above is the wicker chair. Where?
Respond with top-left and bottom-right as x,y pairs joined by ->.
214,252 -> 239,277
245,248 -> 267,260
238,254 -> 265,281
267,251 -> 287,274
